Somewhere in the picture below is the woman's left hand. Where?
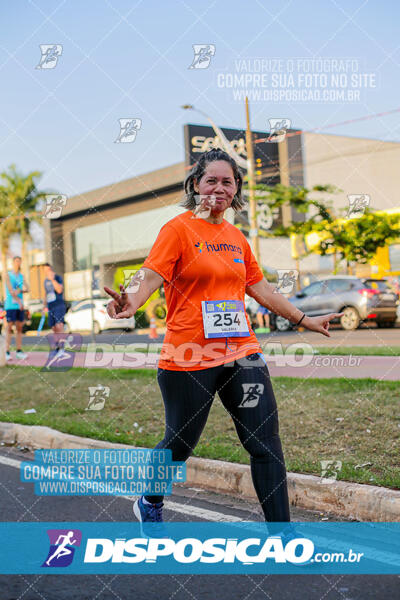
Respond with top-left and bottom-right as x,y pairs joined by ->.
303,313 -> 344,337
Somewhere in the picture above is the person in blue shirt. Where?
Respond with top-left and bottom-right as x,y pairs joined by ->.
43,263 -> 66,355
5,256 -> 29,361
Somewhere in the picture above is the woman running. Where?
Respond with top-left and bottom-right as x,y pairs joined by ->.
105,148 -> 341,534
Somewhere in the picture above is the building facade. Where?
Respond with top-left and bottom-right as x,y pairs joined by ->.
44,127 -> 400,299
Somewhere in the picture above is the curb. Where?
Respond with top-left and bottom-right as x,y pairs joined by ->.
1,422 -> 399,522
24,330 -> 49,337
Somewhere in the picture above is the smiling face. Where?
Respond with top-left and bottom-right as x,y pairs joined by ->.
194,160 -> 238,215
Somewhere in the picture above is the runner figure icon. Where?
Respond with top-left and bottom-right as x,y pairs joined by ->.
45,531 -> 77,566
239,383 -> 264,408
42,333 -> 82,371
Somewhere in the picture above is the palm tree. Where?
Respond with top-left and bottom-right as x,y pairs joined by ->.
0,165 -> 47,296
0,190 -> 17,298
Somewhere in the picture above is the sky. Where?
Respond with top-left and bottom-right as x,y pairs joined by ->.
1,0 -> 400,202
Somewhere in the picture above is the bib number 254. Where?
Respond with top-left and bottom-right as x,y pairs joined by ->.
201,300 -> 250,338
213,312 -> 240,327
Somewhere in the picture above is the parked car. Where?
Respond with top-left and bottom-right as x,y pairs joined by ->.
26,299 -> 44,314
245,296 -> 259,330
271,276 -> 399,331
362,278 -> 400,327
64,298 -> 135,334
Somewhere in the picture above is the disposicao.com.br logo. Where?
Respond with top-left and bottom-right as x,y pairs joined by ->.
83,533 -> 313,565
42,529 -> 82,567
0,521 -> 395,575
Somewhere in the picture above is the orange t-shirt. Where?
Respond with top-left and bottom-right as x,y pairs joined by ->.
143,210 -> 264,370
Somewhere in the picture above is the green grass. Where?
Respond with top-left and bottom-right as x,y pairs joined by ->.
262,344 -> 400,356
312,346 -> 400,356
1,366 -> 399,489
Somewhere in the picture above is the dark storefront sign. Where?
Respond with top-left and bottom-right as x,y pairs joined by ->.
184,123 -> 280,186
183,123 -> 305,234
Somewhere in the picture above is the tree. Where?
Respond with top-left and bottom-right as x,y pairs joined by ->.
0,187 -> 19,298
246,183 -> 400,275
0,165 -> 47,295
251,183 -> 338,239
311,210 -> 400,274
236,183 -> 339,279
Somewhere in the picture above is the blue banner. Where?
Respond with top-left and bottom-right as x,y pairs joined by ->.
0,522 -> 398,574
20,449 -> 186,496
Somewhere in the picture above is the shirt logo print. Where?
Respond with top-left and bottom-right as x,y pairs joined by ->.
194,241 -> 242,255
194,242 -> 204,253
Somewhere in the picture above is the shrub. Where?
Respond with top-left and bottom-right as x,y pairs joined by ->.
134,309 -> 150,329
27,312 -> 48,331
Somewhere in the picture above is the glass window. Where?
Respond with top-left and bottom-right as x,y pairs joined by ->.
70,301 -> 84,312
302,281 -> 325,296
363,279 -> 389,292
389,244 -> 400,271
76,303 -> 94,311
71,204 -> 184,270
326,279 -> 354,292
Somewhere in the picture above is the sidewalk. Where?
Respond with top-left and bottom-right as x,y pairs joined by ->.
24,327 -> 167,337
6,350 -> 400,380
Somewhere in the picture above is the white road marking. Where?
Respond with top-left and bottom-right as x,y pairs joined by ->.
1,454 -> 399,567
0,455 -> 23,469
124,496 -> 241,521
0,454 -> 241,522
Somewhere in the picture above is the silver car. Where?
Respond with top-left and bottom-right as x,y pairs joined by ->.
65,298 -> 135,334
274,276 -> 399,331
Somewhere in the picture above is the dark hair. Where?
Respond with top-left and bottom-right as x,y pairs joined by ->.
13,256 -> 21,261
44,262 -> 53,268
181,148 -> 245,211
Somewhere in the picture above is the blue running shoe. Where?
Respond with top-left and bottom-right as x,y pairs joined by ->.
269,524 -> 328,568
133,496 -> 169,538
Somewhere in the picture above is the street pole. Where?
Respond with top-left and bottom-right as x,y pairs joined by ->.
278,136 -> 301,290
278,136 -> 291,225
245,96 -> 260,263
0,226 -> 6,300
295,256 -> 301,291
89,243 -> 96,344
181,102 -> 260,262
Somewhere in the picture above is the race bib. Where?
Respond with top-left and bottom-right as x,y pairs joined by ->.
201,300 -> 250,338
46,292 -> 56,303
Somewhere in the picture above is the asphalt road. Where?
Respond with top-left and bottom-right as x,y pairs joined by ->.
0,446 -> 398,599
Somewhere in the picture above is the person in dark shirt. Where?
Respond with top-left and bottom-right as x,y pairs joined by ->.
43,263 -> 66,355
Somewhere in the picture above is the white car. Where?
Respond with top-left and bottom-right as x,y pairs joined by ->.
64,298 -> 135,334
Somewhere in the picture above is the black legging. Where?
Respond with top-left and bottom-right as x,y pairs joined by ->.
145,353 -> 290,522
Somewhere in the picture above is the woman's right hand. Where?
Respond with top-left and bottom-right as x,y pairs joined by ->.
104,285 -> 135,319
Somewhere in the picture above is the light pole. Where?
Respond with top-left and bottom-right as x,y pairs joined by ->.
181,103 -> 260,262
244,97 -> 260,263
88,243 -> 96,344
